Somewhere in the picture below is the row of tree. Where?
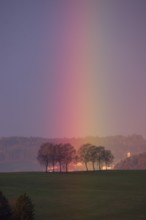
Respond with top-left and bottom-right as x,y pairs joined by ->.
79,144 -> 114,171
37,143 -> 114,172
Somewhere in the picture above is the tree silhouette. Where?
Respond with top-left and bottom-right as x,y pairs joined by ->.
37,143 -> 56,172
103,149 -> 114,169
78,144 -> 114,171
78,144 -> 91,171
61,143 -> 76,172
88,145 -> 100,171
95,146 -> 105,170
55,144 -> 65,172
0,191 -> 11,220
37,143 -> 76,172
13,193 -> 34,220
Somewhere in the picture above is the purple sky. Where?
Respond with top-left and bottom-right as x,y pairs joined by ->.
0,0 -> 146,138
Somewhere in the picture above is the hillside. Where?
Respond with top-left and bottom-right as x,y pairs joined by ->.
115,152 -> 146,170
0,135 -> 146,171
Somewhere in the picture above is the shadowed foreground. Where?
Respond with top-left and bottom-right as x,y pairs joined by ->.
0,171 -> 146,220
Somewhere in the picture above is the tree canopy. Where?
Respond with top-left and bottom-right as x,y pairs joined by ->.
78,144 -> 114,171
37,143 -> 76,172
37,142 -> 114,172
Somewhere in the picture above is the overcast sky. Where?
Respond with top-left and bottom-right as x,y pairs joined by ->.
0,0 -> 146,138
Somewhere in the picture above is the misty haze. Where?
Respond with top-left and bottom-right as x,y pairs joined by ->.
0,0 -> 146,219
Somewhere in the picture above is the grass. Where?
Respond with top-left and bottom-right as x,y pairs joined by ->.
0,171 -> 146,220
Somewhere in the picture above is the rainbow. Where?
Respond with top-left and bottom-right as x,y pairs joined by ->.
44,1 -> 107,138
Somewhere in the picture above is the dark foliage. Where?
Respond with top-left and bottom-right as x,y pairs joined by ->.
12,193 -> 34,220
78,144 -> 114,170
0,191 -> 12,220
37,143 -> 76,172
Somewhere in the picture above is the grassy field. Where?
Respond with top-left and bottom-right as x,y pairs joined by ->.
0,171 -> 146,220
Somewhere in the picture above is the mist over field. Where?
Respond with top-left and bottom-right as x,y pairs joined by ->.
0,135 -> 146,172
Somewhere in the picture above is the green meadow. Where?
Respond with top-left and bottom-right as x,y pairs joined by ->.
0,171 -> 146,220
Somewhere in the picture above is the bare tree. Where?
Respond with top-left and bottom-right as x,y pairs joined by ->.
78,145 -> 108,171
103,149 -> 114,169
61,143 -> 76,172
95,146 -> 105,170
55,144 -> 64,173
78,144 -> 91,171
37,142 -> 114,172
88,145 -> 97,171
37,143 -> 56,172
37,143 -> 76,173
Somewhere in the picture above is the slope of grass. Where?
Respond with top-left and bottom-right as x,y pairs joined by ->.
0,171 -> 146,220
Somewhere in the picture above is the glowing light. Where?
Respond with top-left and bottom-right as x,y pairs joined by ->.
76,162 -> 83,167
127,152 -> 131,157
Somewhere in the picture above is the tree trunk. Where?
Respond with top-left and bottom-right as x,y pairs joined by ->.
85,162 -> 88,171
52,160 -> 55,172
45,165 -> 48,173
98,160 -> 100,170
65,163 -> 68,172
105,162 -> 107,170
59,161 -> 62,172
92,161 -> 95,171
99,159 -> 101,170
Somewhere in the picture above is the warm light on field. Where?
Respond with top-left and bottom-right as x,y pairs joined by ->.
76,162 -> 83,167
48,166 -> 58,172
102,166 -> 112,170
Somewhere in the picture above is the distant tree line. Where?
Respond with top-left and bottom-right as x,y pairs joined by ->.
37,143 -> 114,172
